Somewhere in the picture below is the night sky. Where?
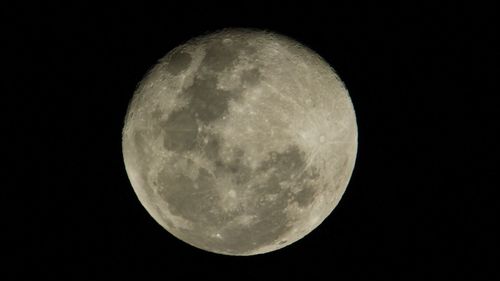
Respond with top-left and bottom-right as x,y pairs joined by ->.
6,2 -> 496,280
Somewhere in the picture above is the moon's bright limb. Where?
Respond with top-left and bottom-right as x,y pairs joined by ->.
122,29 -> 357,255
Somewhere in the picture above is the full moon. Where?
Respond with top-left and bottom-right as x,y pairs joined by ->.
122,29 -> 357,255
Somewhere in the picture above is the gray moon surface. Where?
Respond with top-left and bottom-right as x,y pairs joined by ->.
122,29 -> 357,255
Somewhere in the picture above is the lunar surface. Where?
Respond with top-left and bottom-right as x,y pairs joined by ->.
122,29 -> 357,255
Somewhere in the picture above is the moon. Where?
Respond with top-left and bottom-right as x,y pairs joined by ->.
122,29 -> 357,255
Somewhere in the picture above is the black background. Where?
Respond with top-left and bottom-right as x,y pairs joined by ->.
5,2 -> 497,280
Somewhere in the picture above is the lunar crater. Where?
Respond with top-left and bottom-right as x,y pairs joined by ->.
165,51 -> 192,75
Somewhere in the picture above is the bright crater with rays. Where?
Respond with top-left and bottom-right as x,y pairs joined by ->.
122,29 -> 357,255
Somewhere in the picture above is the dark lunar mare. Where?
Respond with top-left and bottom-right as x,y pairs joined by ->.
160,38 -> 258,153
158,141 -> 319,254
